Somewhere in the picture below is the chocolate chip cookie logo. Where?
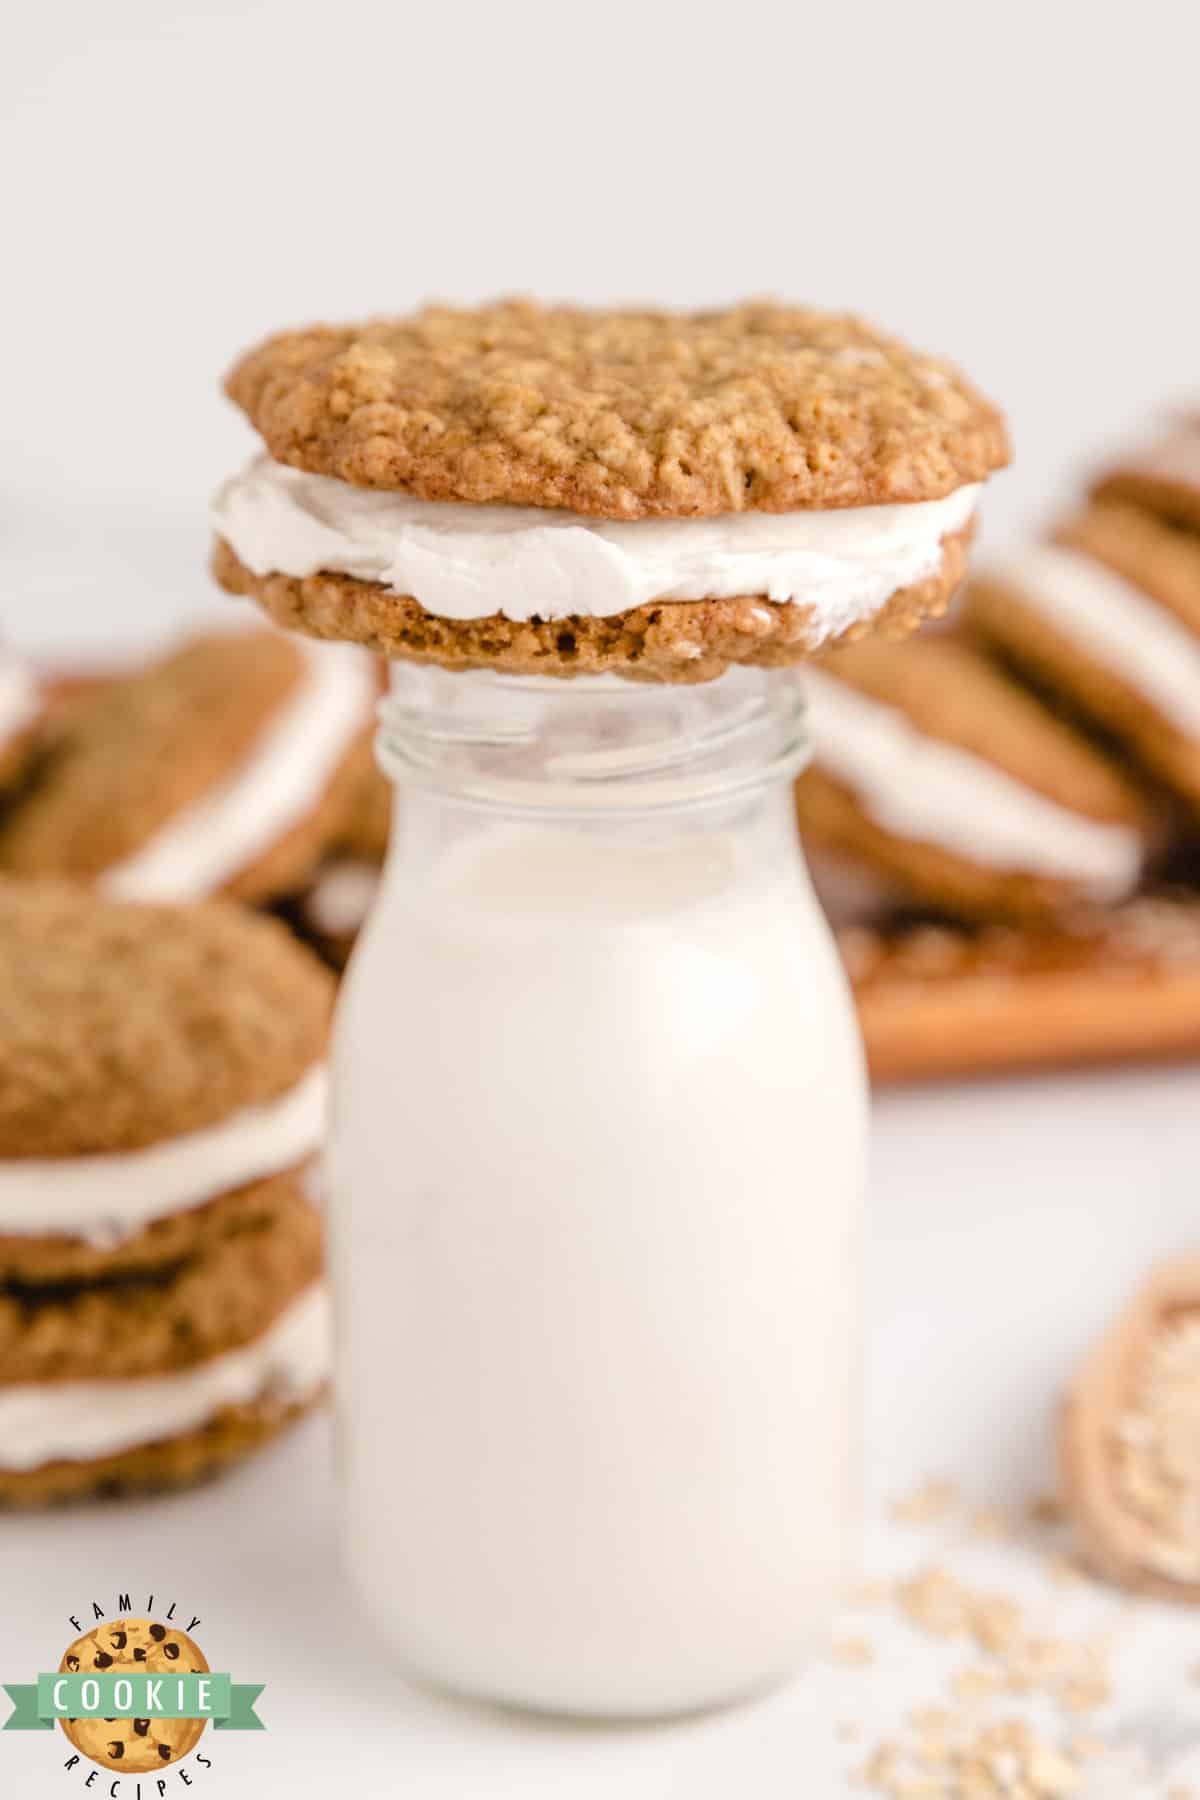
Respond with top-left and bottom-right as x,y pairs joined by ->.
3,1596 -> 264,1789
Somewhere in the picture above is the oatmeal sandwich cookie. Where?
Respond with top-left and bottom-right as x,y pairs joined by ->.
212,300 -> 1009,682
0,627 -> 378,903
966,503 -> 1200,812
0,881 -> 333,1504
795,637 -> 1149,923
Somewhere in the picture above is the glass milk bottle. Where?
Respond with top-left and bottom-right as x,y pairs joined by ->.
330,662 -> 867,1719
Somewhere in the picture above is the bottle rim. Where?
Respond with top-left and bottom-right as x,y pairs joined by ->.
375,665 -> 812,819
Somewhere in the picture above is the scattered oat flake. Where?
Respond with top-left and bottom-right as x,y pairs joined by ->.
890,1476 -> 960,1525
968,1504 -> 1013,1540
1029,1493 -> 1065,1527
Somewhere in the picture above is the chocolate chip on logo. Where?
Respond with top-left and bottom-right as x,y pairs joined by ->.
133,1719 -> 150,1737
163,1643 -> 180,1661
107,1742 -> 124,1761
158,1744 -> 172,1761
65,1655 -> 79,1672
110,1629 -> 128,1649
133,1648 -> 147,1662
149,1624 -> 166,1642
94,1652 -> 113,1669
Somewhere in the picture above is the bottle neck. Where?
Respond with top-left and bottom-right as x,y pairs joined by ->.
376,663 -> 810,824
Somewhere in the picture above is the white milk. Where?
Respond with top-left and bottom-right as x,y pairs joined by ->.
331,813 -> 866,1716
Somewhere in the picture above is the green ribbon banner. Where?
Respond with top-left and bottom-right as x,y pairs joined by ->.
4,1673 -> 264,1731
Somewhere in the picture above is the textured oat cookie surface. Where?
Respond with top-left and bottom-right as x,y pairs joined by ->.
0,1182 -> 321,1382
0,881 -> 332,1160
0,632 -> 372,903
225,300 -> 1010,518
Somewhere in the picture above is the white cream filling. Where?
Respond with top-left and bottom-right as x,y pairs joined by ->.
100,638 -> 376,901
305,859 -> 381,938
996,544 -> 1200,739
212,453 -> 980,633
0,650 -> 39,750
804,670 -> 1142,897
0,1284 -> 330,1471
0,1063 -> 327,1246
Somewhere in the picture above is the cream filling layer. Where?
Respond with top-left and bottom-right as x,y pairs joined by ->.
805,670 -> 1142,897
0,1063 -> 328,1246
0,652 -> 39,749
101,638 -> 376,901
213,453 -> 980,633
0,1284 -> 330,1471
996,544 -> 1200,738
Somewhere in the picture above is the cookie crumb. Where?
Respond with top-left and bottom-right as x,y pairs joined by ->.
830,1637 -> 876,1668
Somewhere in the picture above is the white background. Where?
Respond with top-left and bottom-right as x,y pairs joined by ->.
4,7 -> 1200,1795
3,0 -> 1198,657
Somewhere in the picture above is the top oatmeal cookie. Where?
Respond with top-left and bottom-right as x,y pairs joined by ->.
224,299 -> 1009,519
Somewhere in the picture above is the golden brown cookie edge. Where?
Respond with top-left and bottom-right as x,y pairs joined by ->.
213,522 -> 973,684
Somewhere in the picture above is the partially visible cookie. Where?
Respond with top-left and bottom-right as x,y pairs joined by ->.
59,1619 -> 209,1771
1061,1253 -> 1200,1599
966,506 -> 1200,811
0,1391 -> 316,1509
841,896 -> 1200,1084
795,636 -> 1150,923
212,300 -> 1008,681
1092,427 -> 1200,535
0,881 -> 333,1502
0,629 -> 377,904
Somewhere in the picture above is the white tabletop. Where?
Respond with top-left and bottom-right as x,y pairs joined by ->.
4,1062 -> 1200,1796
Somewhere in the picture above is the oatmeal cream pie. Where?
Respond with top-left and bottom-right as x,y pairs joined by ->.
966,504 -> 1200,812
212,300 -> 1009,683
795,637 -> 1149,923
1090,424 -> 1200,535
0,627 -> 378,904
0,881 -> 333,1505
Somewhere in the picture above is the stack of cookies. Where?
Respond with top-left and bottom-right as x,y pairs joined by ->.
0,882 -> 332,1504
968,426 -> 1200,814
809,420 -> 1200,1083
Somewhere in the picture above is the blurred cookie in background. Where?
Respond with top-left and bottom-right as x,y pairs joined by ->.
280,730 -> 389,970
843,896 -> 1200,1085
968,503 -> 1200,813
0,628 -> 378,904
796,637 -> 1151,924
1091,423 -> 1200,534
0,881 -> 333,1505
1062,1249 -> 1200,1600
0,645 -> 42,794
285,857 -> 383,972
